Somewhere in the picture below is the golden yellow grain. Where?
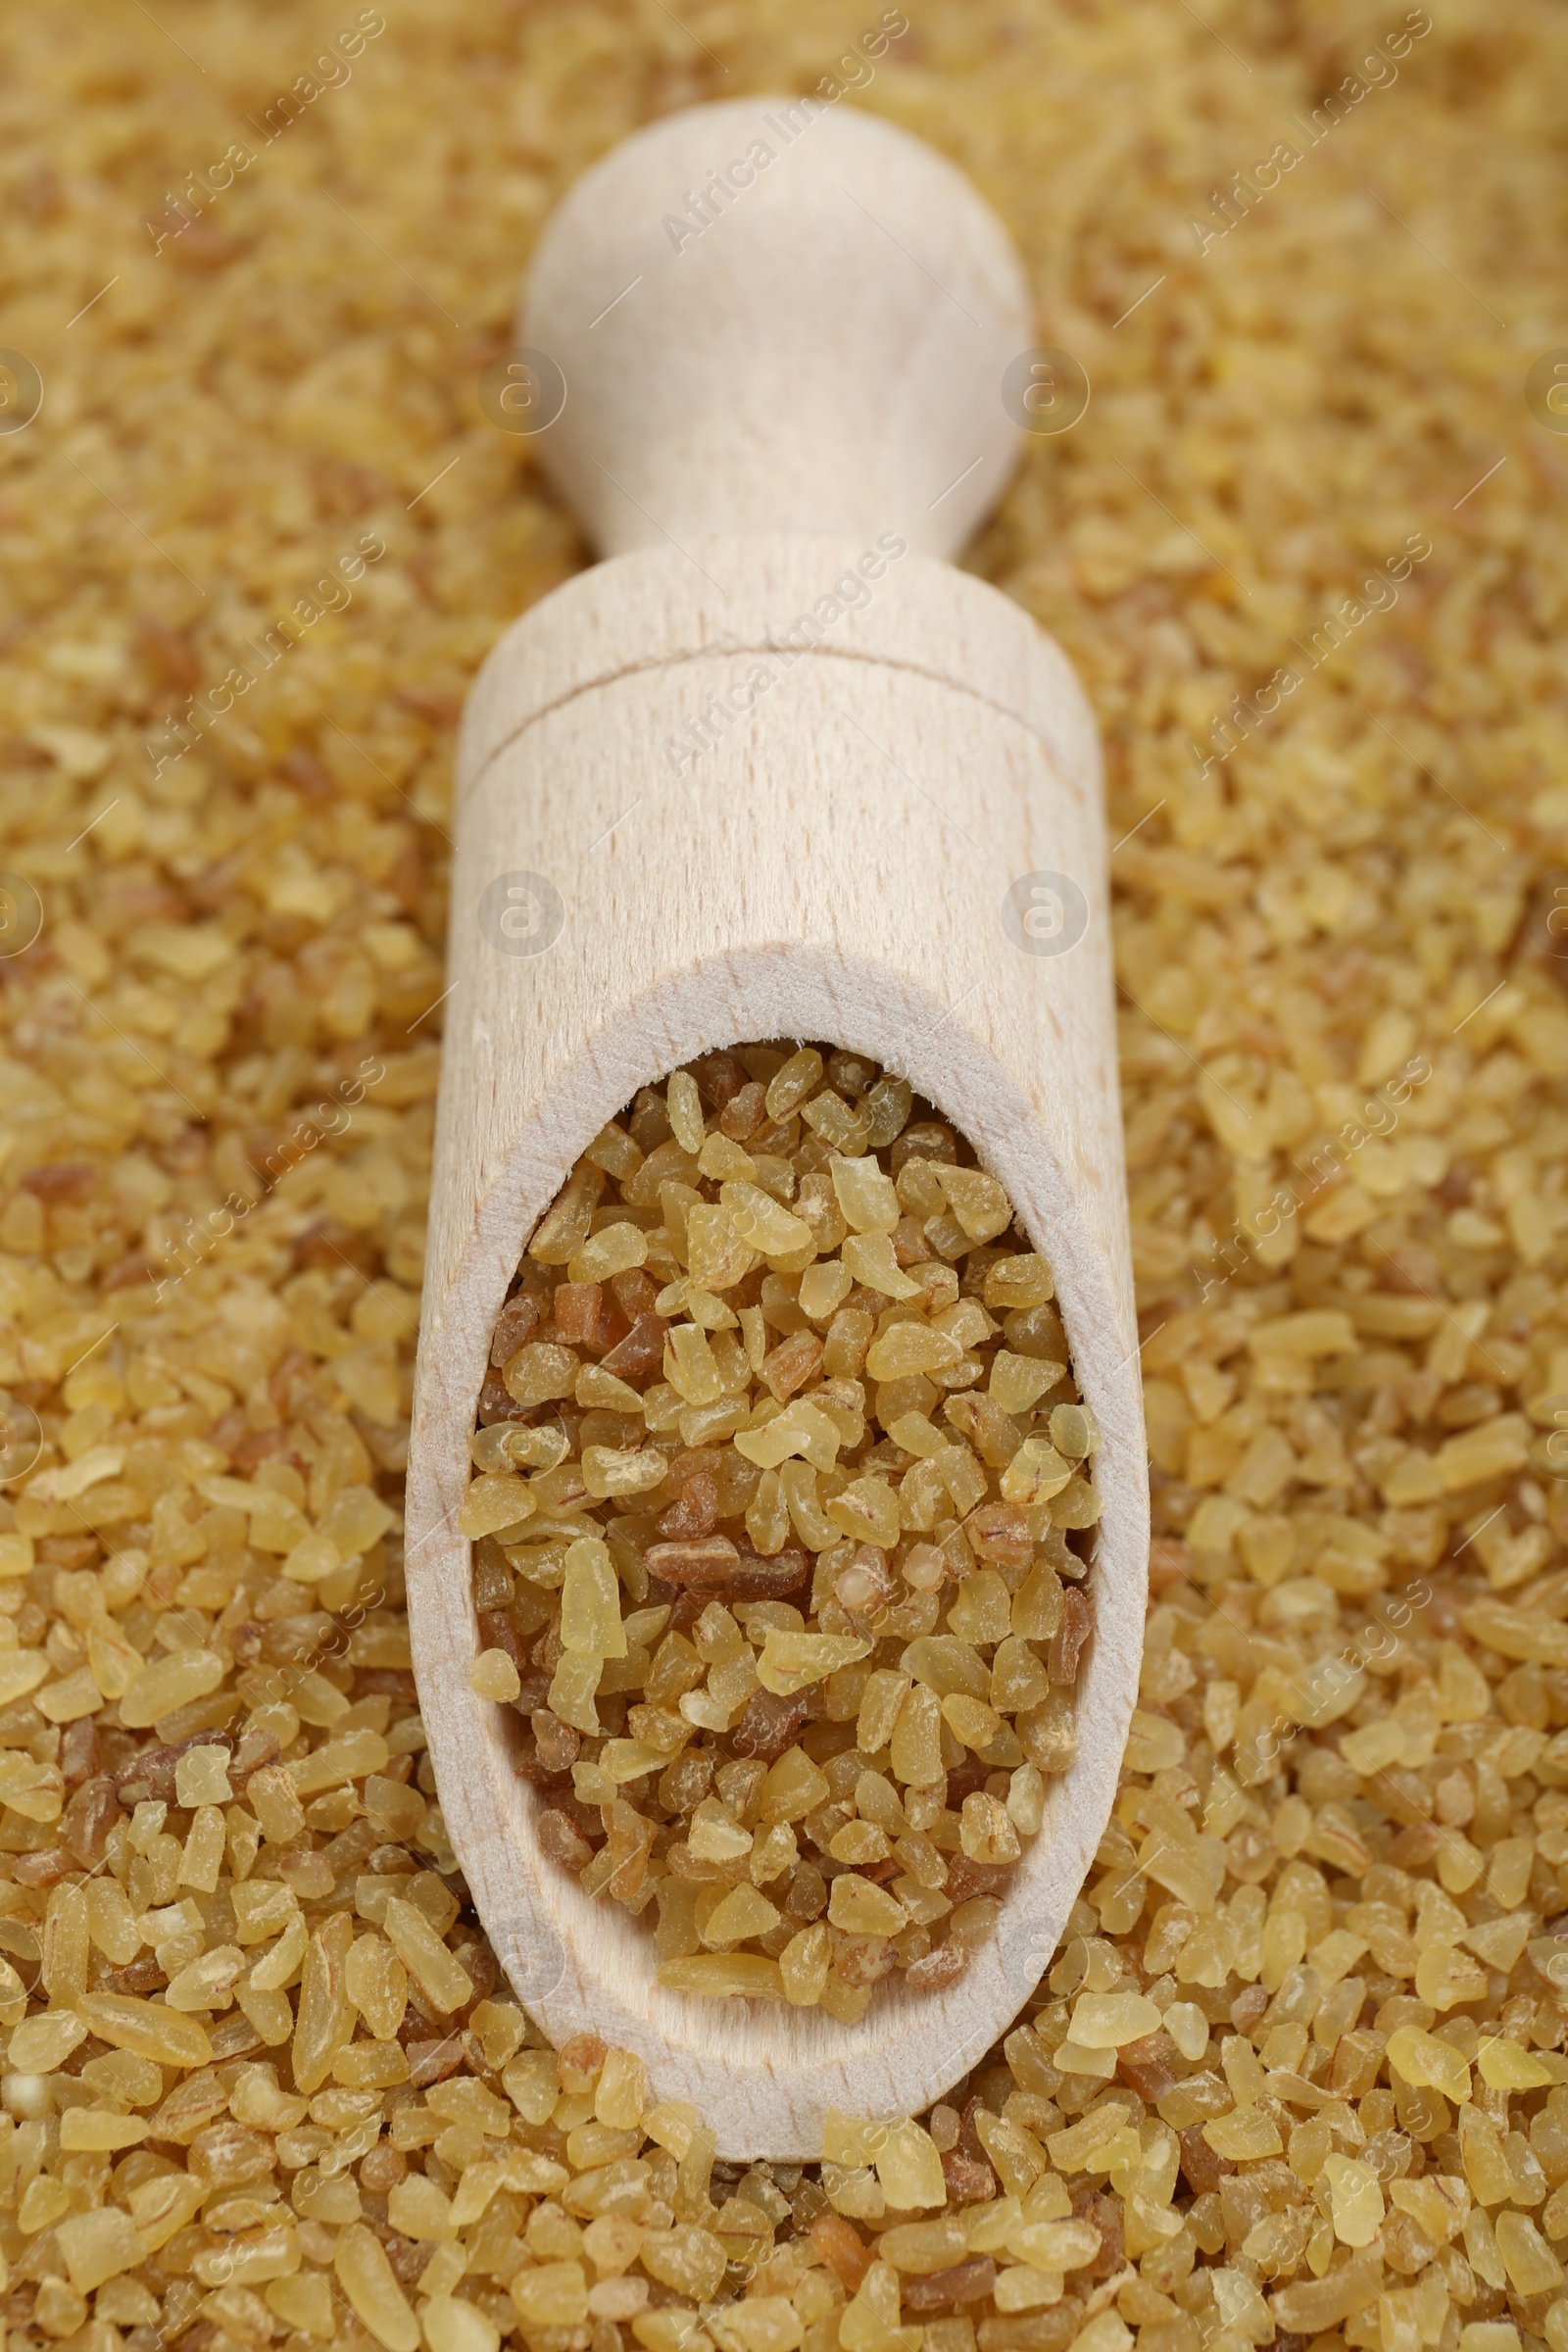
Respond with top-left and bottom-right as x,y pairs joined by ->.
4,0 -> 1568,2345
474,1054 -> 1094,2010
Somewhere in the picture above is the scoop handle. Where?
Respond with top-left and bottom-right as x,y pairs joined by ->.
520,95 -> 1031,561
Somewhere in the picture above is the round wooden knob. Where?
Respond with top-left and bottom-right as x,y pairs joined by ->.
520,96 -> 1031,560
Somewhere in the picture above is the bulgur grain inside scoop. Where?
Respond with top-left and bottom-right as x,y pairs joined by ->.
463,1043 -> 1100,2010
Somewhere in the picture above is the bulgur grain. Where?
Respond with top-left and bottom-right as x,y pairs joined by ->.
468,1052 -> 1094,2010
3,1 -> 1568,2349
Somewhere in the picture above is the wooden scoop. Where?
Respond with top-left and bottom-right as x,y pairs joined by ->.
406,96 -> 1148,2158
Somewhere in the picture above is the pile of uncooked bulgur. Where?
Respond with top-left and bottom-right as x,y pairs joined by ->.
3,7 -> 1568,2352
465,1048 -> 1095,2011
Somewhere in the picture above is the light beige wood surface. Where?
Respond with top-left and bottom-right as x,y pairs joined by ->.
518,96 -> 1032,561
405,101 -> 1149,2159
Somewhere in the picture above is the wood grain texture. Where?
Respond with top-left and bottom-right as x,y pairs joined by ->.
405,101 -> 1148,2156
519,97 -> 1031,561
407,539 -> 1148,2155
